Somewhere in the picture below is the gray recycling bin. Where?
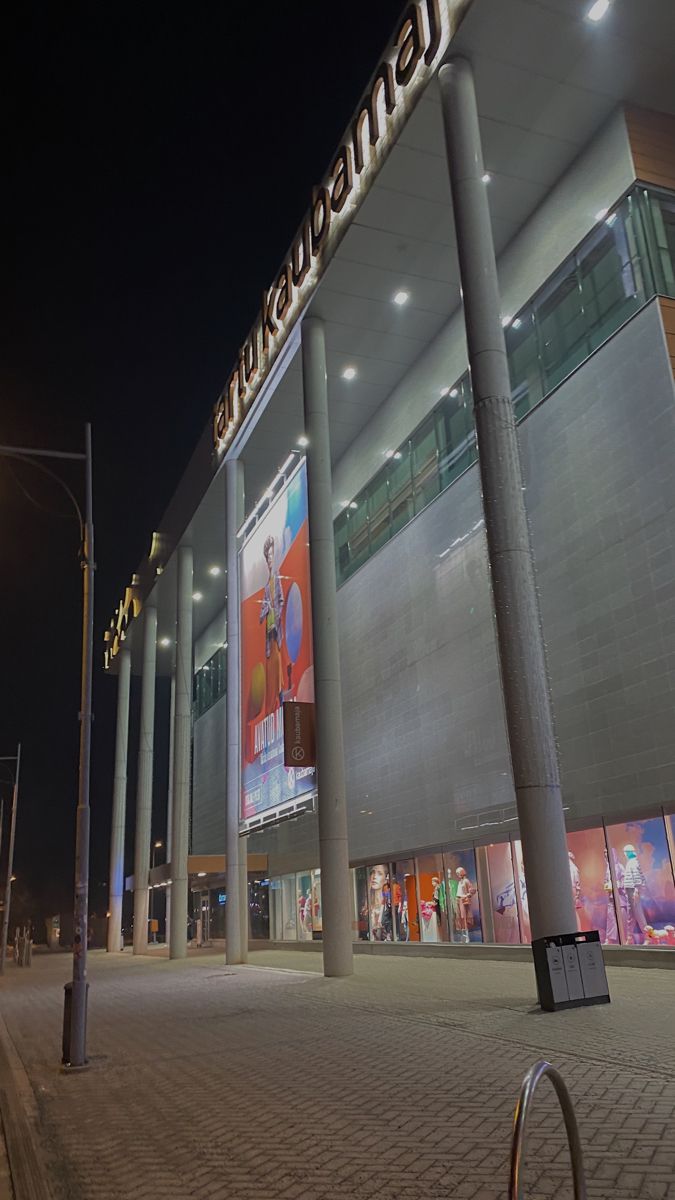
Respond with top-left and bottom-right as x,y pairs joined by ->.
532,930 -> 610,1012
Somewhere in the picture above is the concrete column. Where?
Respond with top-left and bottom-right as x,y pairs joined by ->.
107,646 -> 131,952
133,606 -> 157,954
225,458 -> 248,963
169,546 -> 193,958
438,57 -> 575,941
165,669 -> 175,946
301,318 -> 353,977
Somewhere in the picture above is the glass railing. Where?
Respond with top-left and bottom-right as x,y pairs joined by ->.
334,184 -> 675,587
193,645 -> 227,719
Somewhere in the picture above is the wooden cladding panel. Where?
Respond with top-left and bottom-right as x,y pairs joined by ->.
659,297 -> 675,379
626,107 -> 675,191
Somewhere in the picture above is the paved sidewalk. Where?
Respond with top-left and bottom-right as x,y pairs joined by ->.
0,948 -> 674,1200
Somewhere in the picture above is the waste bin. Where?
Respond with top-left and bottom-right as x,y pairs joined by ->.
62,981 -> 89,1065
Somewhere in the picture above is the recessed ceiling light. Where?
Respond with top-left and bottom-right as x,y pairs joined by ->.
208,565 -> 221,577
587,0 -> 610,20
159,637 -> 171,648
393,290 -> 409,306
384,449 -> 395,459
342,366 -> 357,381
482,172 -> 491,184
297,435 -> 309,447
450,388 -> 459,398
193,591 -> 203,602
595,207 -> 609,221
349,501 -> 358,510
440,386 -> 450,397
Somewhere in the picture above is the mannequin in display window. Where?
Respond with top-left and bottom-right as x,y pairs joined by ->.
622,844 -> 648,945
568,851 -> 585,932
603,851 -> 627,945
454,867 -> 475,943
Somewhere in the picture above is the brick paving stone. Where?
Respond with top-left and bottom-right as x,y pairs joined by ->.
0,948 -> 674,1199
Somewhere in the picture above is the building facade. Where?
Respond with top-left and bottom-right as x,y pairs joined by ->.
105,0 -> 675,962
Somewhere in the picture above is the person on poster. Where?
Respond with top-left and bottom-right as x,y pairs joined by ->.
365,864 -> 393,941
568,851 -> 585,932
259,534 -> 284,715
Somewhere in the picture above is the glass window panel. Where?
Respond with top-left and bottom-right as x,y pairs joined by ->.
605,817 -> 675,946
533,259 -> 588,391
392,860 -> 420,942
366,863 -> 394,941
412,414 -> 440,512
387,442 -> 414,535
281,873 -> 298,940
416,854 -> 449,942
249,876 -> 269,940
642,189 -> 675,297
367,468 -> 391,554
353,866 -> 369,940
444,848 -> 483,944
436,380 -> 475,489
505,307 -> 543,419
486,842 -> 521,944
578,216 -> 643,352
310,869 -> 323,939
270,878 -> 283,941
512,841 -> 531,943
296,871 -> 313,941
565,828 -> 618,946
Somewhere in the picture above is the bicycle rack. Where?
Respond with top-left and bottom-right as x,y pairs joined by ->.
509,1060 -> 587,1200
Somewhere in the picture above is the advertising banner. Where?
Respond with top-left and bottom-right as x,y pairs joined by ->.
239,461 -> 316,827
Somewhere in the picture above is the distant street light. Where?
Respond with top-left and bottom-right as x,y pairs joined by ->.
0,428 -> 94,1066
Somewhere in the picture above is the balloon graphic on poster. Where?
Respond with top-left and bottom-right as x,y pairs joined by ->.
285,583 -> 303,665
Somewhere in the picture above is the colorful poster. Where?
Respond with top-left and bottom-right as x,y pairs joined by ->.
445,848 -> 482,943
566,827 -> 615,941
605,818 -> 675,947
512,841 -> 531,942
240,462 -> 315,825
366,864 -> 393,942
487,842 -> 521,944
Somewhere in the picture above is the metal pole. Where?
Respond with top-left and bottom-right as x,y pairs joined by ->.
133,606 -> 157,954
107,647 -> 131,951
165,671 -> 175,947
68,422 -> 95,1066
301,318 -> 353,977
225,458 -> 247,964
169,545 -> 193,959
0,745 -> 21,976
438,59 -> 576,940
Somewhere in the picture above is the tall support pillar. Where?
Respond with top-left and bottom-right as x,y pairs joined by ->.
225,458 -> 248,963
439,57 -> 575,941
169,546 -> 193,959
133,606 -> 157,954
107,646 -> 131,952
165,669 -> 175,946
301,318 -> 353,977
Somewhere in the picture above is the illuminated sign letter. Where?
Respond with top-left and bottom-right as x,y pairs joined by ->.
310,185 -> 331,254
351,63 -> 395,175
291,222 -> 312,289
261,284 -> 279,351
424,0 -> 441,65
395,4 -> 424,87
330,145 -> 354,214
275,263 -> 293,323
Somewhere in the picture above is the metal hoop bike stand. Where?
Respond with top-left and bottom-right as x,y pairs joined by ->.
509,1060 -> 586,1200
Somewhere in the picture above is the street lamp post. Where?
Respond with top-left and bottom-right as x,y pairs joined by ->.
0,427 -> 94,1064
0,746 -> 21,975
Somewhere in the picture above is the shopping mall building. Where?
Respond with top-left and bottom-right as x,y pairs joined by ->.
105,0 -> 675,969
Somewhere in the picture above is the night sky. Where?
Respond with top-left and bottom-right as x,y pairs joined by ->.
1,2 -> 398,928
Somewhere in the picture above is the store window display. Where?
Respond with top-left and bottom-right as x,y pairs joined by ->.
444,848 -> 482,943
296,870 -> 313,941
392,860 -> 420,942
486,842 -> 521,944
310,869 -> 323,939
416,854 -> 448,942
606,819 -> 675,946
366,864 -> 393,941
353,867 -> 369,940
281,873 -> 298,941
566,827 -> 614,941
